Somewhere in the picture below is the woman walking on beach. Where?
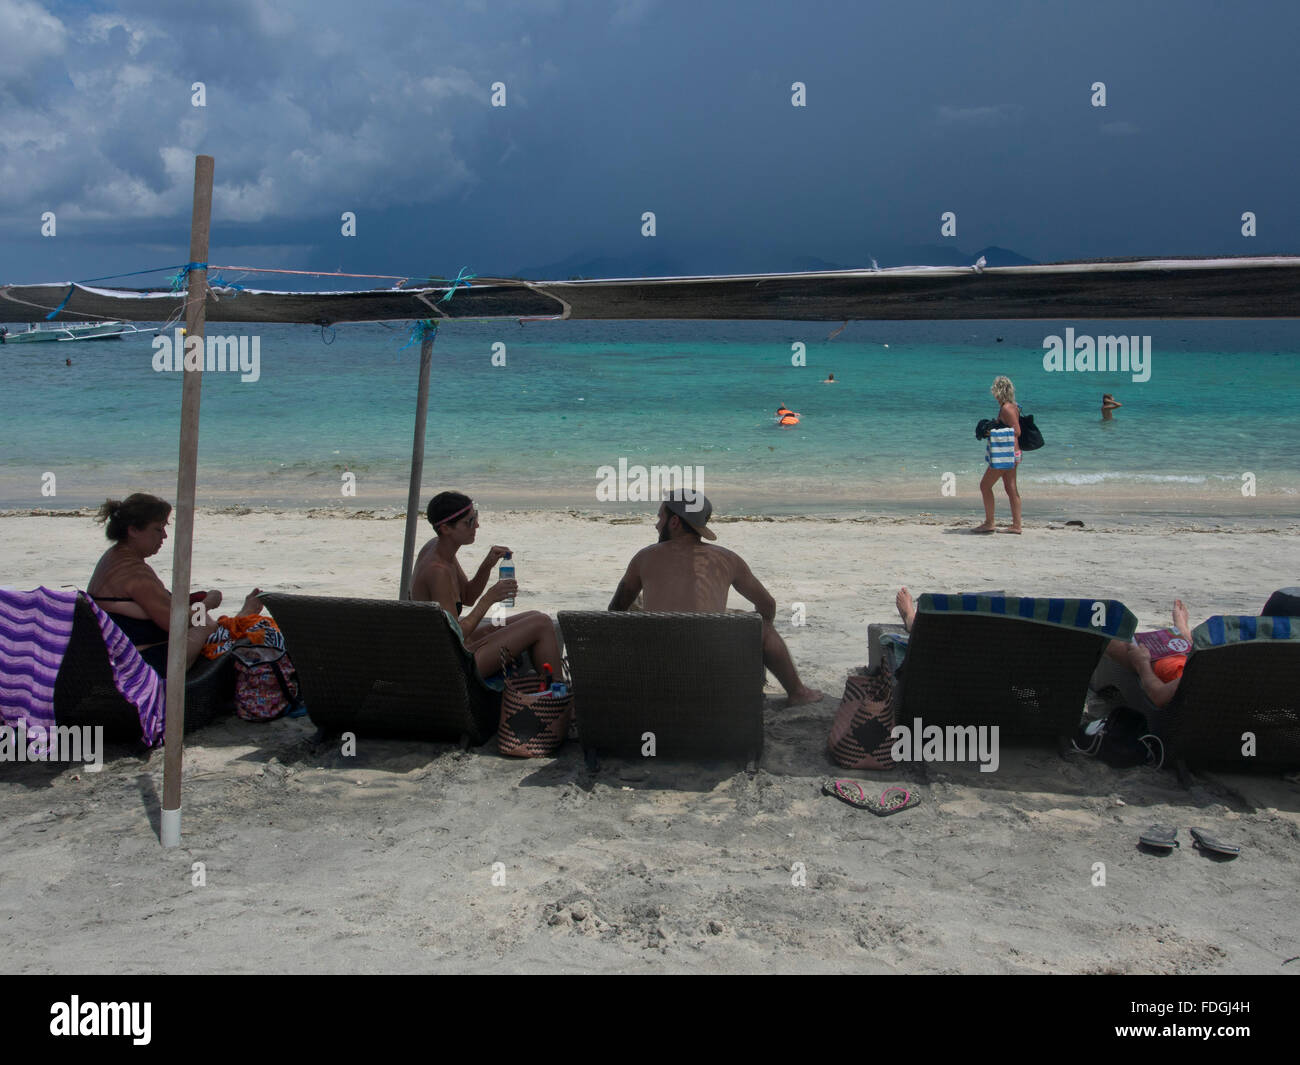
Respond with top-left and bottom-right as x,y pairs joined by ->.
973,375 -> 1023,534
411,491 -> 563,677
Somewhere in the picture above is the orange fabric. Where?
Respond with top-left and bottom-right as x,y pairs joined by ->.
200,613 -> 280,658
220,614 -> 278,642
1153,654 -> 1187,683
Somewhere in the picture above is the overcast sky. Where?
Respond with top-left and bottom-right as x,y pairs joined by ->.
2,0 -> 1297,285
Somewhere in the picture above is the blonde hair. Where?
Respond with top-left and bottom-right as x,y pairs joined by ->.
991,376 -> 1016,405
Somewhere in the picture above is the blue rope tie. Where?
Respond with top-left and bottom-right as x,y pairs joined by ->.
437,267 -> 476,304
43,285 -> 76,321
168,261 -> 209,293
399,319 -> 438,351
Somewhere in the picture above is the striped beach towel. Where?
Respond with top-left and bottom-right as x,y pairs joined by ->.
986,425 -> 1017,468
0,588 -> 165,749
1193,613 -> 1297,649
919,593 -> 1138,640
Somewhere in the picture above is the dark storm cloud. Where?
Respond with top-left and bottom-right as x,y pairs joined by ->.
1,0 -> 1297,283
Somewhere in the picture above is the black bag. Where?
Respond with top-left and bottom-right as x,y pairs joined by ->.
975,418 -> 1000,440
1072,707 -> 1162,768
1018,413 -> 1045,451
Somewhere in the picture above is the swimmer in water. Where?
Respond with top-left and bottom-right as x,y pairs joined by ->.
822,372 -> 835,383
1102,393 -> 1122,421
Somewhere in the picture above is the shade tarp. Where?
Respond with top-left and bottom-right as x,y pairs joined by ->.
3,256 -> 1299,325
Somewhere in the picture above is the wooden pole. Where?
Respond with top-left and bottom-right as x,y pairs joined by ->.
161,154 -> 213,847
398,329 -> 434,599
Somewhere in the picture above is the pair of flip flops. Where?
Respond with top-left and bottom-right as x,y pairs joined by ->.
1139,825 -> 1240,858
823,779 -> 920,816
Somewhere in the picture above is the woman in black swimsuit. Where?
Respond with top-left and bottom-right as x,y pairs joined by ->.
87,494 -> 262,673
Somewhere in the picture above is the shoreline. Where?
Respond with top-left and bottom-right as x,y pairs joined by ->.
4,503 -> 1299,534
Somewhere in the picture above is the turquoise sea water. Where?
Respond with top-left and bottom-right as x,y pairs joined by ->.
2,318 -> 1297,516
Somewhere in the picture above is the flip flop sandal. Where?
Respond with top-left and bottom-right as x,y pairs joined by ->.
1139,825 -> 1179,852
1189,827 -> 1240,858
822,780 -> 920,816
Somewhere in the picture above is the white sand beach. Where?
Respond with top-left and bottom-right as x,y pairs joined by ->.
2,508 -> 1298,973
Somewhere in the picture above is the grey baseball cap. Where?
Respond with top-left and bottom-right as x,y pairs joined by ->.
662,489 -> 716,540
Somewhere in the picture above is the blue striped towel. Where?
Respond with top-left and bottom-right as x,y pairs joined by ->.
987,426 -> 1017,468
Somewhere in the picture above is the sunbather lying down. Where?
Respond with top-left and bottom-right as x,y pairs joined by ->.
1102,588 -> 1300,709
896,587 -> 1190,709
1100,599 -> 1194,709
896,586 -> 1299,711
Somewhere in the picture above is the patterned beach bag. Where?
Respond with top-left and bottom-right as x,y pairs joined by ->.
221,616 -> 302,722
496,649 -> 573,758
827,661 -> 897,770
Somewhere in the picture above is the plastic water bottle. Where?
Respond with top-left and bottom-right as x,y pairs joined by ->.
499,552 -> 515,607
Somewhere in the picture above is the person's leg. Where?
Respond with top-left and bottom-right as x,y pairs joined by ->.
895,586 -> 917,632
472,611 -> 563,677
974,466 -> 998,532
1172,598 -> 1193,645
999,467 -> 1022,533
761,620 -> 822,705
184,615 -> 221,668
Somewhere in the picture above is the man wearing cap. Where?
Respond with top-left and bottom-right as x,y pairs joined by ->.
608,490 -> 823,706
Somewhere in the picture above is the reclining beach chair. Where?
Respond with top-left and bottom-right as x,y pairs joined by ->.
0,586 -> 236,745
262,593 -> 499,745
1115,615 -> 1300,772
52,595 -> 235,741
887,593 -> 1137,745
557,611 -> 765,767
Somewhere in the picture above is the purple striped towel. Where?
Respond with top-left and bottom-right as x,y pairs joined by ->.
0,588 -> 165,748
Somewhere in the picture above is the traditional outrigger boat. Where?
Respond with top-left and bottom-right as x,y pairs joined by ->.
0,320 -> 157,343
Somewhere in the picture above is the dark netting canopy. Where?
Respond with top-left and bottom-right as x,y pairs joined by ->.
3,255 -> 1299,325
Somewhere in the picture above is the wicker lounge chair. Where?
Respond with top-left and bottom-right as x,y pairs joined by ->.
887,593 -> 1138,744
53,595 -> 234,741
557,610 -> 765,766
261,593 -> 500,745
1121,615 -> 1300,771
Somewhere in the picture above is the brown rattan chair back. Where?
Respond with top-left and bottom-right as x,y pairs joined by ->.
1150,617 -> 1300,769
901,595 -> 1137,743
262,593 -> 500,745
53,596 -> 234,740
558,610 -> 764,764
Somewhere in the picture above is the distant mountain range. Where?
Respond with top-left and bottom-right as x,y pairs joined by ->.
509,245 -> 1037,280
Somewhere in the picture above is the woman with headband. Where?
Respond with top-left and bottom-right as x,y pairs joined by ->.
411,491 -> 563,677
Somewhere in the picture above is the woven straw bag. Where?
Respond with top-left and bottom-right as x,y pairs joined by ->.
497,649 -> 573,758
827,661 -> 897,770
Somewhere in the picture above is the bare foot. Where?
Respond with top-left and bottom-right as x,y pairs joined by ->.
970,523 -> 995,534
998,526 -> 1023,534
240,588 -> 264,615
895,586 -> 917,631
786,686 -> 824,707
1172,598 -> 1192,643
